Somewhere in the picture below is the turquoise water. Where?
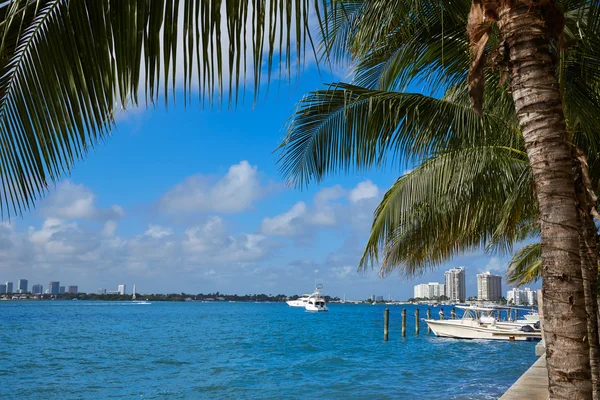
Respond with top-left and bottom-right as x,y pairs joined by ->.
1,302 -> 537,399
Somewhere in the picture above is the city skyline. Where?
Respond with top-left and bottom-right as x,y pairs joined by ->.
1,265 -> 537,299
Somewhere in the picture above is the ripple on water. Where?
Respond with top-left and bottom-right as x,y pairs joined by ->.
1,302 -> 538,399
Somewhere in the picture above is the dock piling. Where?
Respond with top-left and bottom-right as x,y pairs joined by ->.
451,308 -> 456,320
402,308 -> 407,337
426,308 -> 431,334
384,308 -> 389,341
415,308 -> 420,335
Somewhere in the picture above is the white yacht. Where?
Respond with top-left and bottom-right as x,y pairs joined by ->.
287,284 -> 323,308
305,297 -> 328,312
424,306 -> 541,341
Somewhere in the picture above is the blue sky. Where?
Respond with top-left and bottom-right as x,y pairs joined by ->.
0,60 -> 537,299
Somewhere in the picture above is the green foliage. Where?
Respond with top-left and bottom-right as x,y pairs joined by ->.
277,0 -> 600,280
0,0 -> 322,217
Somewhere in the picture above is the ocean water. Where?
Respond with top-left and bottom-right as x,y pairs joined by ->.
1,302 -> 537,399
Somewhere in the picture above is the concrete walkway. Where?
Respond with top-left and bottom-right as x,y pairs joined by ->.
500,354 -> 548,399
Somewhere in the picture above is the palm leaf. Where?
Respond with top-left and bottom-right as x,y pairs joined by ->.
277,82 -> 517,188
0,0 -> 322,217
358,145 -> 536,278
505,243 -> 542,287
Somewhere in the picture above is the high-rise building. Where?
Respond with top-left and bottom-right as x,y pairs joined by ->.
118,285 -> 126,295
413,282 -> 445,299
444,267 -> 466,303
67,286 -> 78,294
17,279 -> 28,293
49,281 -> 60,295
97,288 -> 107,295
0,283 -> 6,294
5,281 -> 13,293
477,272 -> 502,301
32,284 -> 43,294
59,286 -> 65,294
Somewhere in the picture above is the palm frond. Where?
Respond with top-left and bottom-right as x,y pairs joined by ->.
277,82 -> 517,188
505,243 -> 542,286
0,0 -> 321,217
358,145 -> 535,278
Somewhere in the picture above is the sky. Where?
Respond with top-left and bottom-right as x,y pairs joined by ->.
0,31 -> 539,300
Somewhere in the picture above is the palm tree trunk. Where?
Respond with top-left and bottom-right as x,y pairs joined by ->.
498,4 -> 592,398
575,149 -> 600,399
582,215 -> 600,400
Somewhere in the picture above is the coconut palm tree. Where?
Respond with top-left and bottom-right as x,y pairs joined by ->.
278,1 -> 600,397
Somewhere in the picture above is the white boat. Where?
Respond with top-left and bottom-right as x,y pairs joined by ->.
523,311 -> 539,322
425,306 -> 541,341
287,284 -> 323,308
305,294 -> 328,312
307,284 -> 328,312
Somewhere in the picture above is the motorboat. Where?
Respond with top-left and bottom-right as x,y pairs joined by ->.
286,293 -> 313,307
523,311 -> 539,322
305,287 -> 329,312
287,284 -> 324,308
305,297 -> 328,312
424,306 -> 541,341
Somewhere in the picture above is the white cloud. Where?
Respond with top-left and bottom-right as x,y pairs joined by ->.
102,221 -> 118,237
158,161 -> 265,214
261,180 -> 382,237
482,257 -> 504,274
349,180 -> 379,203
260,202 -> 307,236
40,180 -> 124,221
144,225 -> 173,239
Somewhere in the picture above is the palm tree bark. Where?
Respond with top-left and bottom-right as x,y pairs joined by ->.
581,216 -> 600,400
498,4 -> 592,398
575,148 -> 600,399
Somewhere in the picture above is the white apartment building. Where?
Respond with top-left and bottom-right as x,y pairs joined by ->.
477,271 -> 502,301
413,282 -> 445,299
118,284 -> 126,295
445,267 -> 466,303
507,287 -> 537,305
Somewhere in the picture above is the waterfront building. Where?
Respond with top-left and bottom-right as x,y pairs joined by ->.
49,281 -> 60,295
5,281 -> 13,293
32,284 -> 43,294
17,279 -> 28,293
97,288 -> 107,295
476,272 -> 502,301
59,286 -> 65,294
0,283 -> 6,294
506,287 -> 537,306
444,267 -> 466,303
107,290 -> 120,295
414,282 -> 445,299
118,284 -> 126,295
375,295 -> 384,302
67,286 -> 78,294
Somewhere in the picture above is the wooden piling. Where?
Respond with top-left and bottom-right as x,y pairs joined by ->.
415,308 -> 420,335
451,308 -> 456,320
384,308 -> 389,341
402,308 -> 407,337
427,308 -> 431,334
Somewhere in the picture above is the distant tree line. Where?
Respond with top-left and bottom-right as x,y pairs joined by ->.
14,292 -> 340,302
